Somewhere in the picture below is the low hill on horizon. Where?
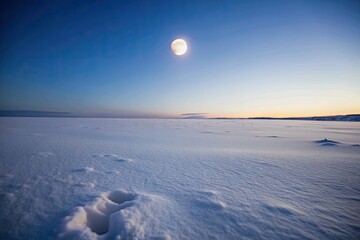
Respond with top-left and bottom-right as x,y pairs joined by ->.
213,114 -> 360,122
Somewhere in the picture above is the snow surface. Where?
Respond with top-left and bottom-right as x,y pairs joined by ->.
0,118 -> 359,239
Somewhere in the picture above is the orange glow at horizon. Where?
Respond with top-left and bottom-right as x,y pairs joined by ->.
205,109 -> 360,119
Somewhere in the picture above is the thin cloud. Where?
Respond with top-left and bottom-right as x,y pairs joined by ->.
181,113 -> 208,116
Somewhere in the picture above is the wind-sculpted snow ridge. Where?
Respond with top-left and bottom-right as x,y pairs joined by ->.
193,190 -> 226,210
59,190 -> 170,240
315,138 -> 340,146
314,138 -> 360,147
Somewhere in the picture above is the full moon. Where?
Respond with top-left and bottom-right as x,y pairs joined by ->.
171,39 -> 187,56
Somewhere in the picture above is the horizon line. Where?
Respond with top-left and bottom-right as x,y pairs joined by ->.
0,110 -> 359,121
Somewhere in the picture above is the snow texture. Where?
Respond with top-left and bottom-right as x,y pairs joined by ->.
0,118 -> 359,239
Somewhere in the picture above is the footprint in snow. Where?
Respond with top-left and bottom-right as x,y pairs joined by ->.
60,190 -> 168,239
61,190 -> 136,237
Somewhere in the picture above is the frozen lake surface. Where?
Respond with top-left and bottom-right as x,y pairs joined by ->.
0,118 -> 359,239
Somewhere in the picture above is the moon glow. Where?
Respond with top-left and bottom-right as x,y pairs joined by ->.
171,39 -> 187,56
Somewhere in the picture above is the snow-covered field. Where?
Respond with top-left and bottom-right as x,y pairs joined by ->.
0,117 -> 359,239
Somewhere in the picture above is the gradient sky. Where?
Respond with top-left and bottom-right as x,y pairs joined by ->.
1,0 -> 359,118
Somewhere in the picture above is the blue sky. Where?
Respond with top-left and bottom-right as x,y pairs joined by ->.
0,0 -> 359,118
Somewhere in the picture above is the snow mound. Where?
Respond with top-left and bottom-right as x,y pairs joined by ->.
75,182 -> 96,190
60,190 -> 169,240
256,135 -> 280,138
194,190 -> 226,210
261,199 -> 303,217
93,154 -> 133,163
314,139 -> 360,147
73,167 -> 96,173
36,152 -> 55,157
314,138 -> 340,146
4,192 -> 16,203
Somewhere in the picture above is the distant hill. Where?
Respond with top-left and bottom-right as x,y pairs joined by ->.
211,114 -> 360,122
249,114 -> 360,122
